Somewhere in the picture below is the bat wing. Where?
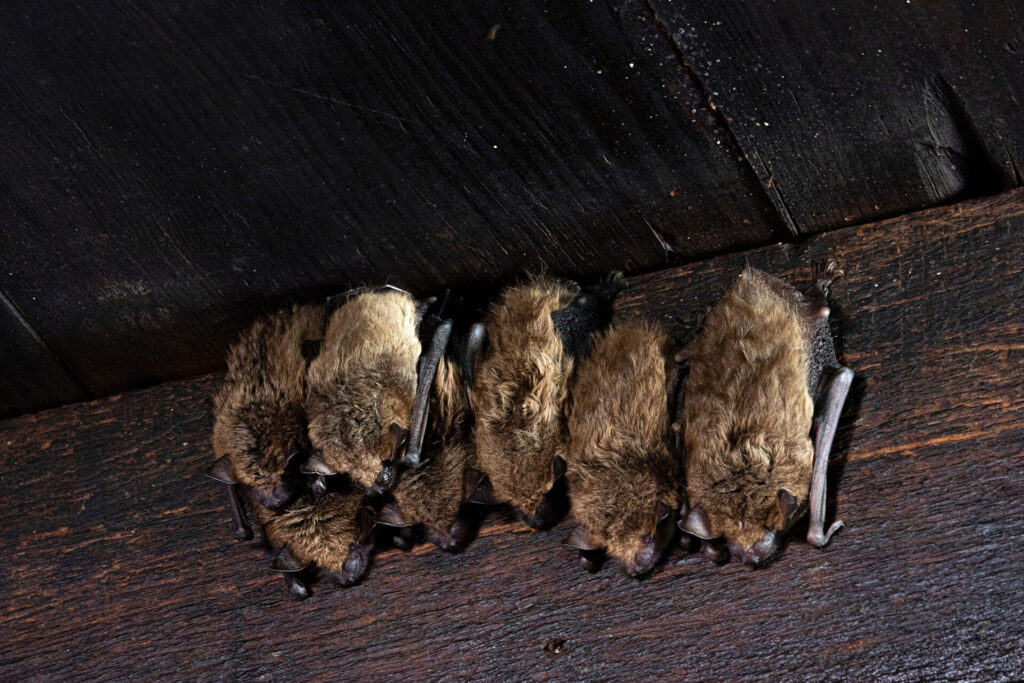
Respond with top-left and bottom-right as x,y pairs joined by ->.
403,319 -> 453,469
807,366 -> 853,547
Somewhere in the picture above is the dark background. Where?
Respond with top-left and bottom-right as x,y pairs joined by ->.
2,0 -> 1022,417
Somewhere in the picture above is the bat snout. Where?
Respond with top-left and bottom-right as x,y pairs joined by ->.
728,530 -> 777,567
256,479 -> 301,510
338,544 -> 372,586
629,537 -> 662,577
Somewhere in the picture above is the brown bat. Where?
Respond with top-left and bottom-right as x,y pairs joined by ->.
564,320 -> 682,576
469,274 -> 620,528
206,303 -> 325,539
375,355 -> 479,552
678,262 -> 854,566
259,488 -> 377,597
302,286 -> 450,495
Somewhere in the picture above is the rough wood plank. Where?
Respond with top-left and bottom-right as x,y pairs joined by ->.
0,292 -> 88,418
0,0 -> 785,406
2,190 -> 1023,678
649,0 -> 1024,233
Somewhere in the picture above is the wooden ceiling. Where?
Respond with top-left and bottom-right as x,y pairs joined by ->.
2,0 -> 1022,416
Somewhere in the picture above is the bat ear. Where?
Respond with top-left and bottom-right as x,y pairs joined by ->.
301,450 -> 335,476
390,423 -> 409,461
654,501 -> 679,549
551,456 -> 567,481
285,442 -> 304,471
375,502 -> 410,528
204,455 -> 237,484
777,489 -> 800,528
565,525 -> 601,551
678,504 -> 715,540
270,546 -> 308,573
464,468 -> 497,505
358,505 -> 378,538
302,338 -> 324,365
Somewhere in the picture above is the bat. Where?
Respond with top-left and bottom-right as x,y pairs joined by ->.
206,303 -> 325,539
468,274 -> 622,529
375,355 -> 480,552
302,285 -> 450,495
260,484 -> 378,597
677,262 -> 854,566
564,319 -> 682,576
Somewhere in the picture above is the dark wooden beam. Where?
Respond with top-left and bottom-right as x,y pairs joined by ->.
2,189 -> 1022,677
648,0 -> 1024,233
0,0 -> 786,405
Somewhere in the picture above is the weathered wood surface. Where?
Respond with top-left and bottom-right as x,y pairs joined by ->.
0,0 -> 789,414
649,0 -> 1024,233
2,190 -> 1023,679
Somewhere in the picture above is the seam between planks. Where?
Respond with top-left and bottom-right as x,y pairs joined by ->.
639,0 -> 799,237
0,287 -> 92,399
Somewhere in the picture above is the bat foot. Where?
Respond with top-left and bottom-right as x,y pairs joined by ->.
234,525 -> 254,541
579,550 -> 603,573
284,574 -> 310,600
701,540 -> 729,564
813,258 -> 844,294
808,520 -> 844,548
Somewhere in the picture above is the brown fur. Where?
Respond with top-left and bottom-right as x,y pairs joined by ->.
567,320 -> 681,573
391,357 -> 475,539
305,289 -> 420,489
472,276 -> 577,519
257,492 -> 373,584
684,267 -> 819,553
212,303 -> 324,508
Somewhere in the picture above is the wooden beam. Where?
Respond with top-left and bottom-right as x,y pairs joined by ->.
2,189 -> 1022,678
649,0 -> 1024,232
0,0 -> 787,403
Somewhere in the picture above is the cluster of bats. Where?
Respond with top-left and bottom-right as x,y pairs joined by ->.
205,262 -> 853,598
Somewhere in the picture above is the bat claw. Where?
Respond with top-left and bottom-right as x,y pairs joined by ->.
813,258 -> 844,294
808,519 -> 844,548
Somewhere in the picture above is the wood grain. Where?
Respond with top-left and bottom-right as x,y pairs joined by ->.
648,0 -> 1024,233
0,0 -> 786,406
2,190 -> 1023,678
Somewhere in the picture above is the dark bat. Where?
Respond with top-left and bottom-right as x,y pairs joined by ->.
260,486 -> 378,597
302,286 -> 449,495
205,303 -> 325,539
376,354 -> 480,552
468,274 -> 622,529
564,320 -> 682,576
677,262 -> 853,566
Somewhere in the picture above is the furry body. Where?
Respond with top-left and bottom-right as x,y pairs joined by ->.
305,289 -> 421,491
684,266 -> 837,562
567,320 -> 681,575
471,276 -> 578,526
212,303 -> 324,509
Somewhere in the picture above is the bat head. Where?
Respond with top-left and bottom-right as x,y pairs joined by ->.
305,376 -> 413,494
569,458 -> 680,576
681,432 -> 811,566
211,399 -> 309,509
